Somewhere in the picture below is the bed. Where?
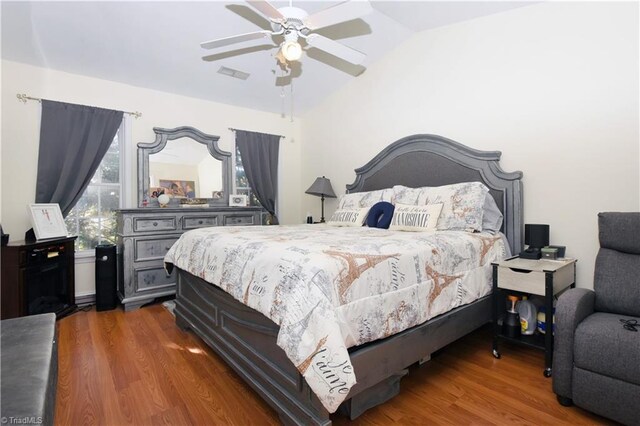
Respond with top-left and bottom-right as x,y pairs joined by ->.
166,134 -> 523,425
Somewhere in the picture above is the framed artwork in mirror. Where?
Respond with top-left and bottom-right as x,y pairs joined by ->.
159,179 -> 196,198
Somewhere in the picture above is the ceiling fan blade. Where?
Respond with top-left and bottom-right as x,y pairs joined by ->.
304,0 -> 373,30
202,44 -> 276,62
305,33 -> 366,65
246,0 -> 285,22
200,30 -> 272,50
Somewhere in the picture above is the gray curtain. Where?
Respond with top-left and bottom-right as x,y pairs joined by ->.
235,130 -> 281,224
35,100 -> 124,216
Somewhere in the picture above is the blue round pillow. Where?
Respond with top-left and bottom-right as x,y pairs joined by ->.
366,201 -> 395,229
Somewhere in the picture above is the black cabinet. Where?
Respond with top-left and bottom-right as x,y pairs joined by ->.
1,236 -> 77,319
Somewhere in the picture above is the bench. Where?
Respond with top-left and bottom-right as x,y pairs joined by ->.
1,313 -> 58,425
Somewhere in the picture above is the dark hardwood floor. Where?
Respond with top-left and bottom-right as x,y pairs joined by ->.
55,304 -> 611,425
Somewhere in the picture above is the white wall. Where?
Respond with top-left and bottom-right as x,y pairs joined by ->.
0,4 -> 2,226
301,2 -> 639,289
197,156 -> 223,198
1,60 -> 303,296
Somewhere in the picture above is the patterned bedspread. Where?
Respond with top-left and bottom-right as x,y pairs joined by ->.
164,224 -> 508,412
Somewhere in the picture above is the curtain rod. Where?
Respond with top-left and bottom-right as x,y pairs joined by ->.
228,127 -> 285,139
16,93 -> 142,119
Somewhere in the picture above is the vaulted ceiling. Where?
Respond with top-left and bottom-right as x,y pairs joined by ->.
2,1 -> 534,115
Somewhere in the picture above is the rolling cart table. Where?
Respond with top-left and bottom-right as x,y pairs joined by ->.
491,257 -> 576,377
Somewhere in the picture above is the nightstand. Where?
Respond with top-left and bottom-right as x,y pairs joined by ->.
491,256 -> 577,377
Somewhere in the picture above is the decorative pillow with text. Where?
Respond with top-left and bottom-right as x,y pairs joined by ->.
327,208 -> 370,227
389,203 -> 443,232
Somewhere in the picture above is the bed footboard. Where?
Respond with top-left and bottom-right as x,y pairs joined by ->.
175,269 -> 332,425
174,268 -> 492,424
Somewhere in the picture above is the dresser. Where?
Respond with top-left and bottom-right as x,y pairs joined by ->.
116,207 -> 262,311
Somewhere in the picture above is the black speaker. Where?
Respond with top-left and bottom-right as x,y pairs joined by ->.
95,244 -> 117,311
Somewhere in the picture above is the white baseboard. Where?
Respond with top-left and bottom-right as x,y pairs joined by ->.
75,293 -> 95,307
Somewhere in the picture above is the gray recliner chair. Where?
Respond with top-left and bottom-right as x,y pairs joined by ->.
553,212 -> 640,426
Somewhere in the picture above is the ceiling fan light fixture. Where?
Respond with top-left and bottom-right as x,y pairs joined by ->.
281,40 -> 302,61
201,0 -> 372,66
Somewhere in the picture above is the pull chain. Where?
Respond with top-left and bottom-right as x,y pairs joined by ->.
290,77 -> 294,123
280,66 -> 286,118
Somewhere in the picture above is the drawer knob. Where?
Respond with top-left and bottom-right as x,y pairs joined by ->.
198,220 -> 203,224
153,222 -> 158,226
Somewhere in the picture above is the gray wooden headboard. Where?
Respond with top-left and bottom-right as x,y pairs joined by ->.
346,134 -> 524,254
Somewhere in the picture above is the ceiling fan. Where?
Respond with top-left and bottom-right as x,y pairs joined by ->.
200,0 -> 373,65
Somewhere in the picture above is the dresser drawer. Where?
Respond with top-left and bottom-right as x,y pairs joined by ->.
183,215 -> 220,230
135,265 -> 176,292
133,217 -> 177,233
134,236 -> 179,262
224,214 -> 257,226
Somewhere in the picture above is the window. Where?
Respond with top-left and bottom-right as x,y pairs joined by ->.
65,123 -> 124,252
234,144 -> 262,207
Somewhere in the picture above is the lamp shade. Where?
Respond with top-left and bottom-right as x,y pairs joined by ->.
305,176 -> 336,198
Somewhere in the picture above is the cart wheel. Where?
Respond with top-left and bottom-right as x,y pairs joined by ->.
544,368 -> 552,378
492,349 -> 501,359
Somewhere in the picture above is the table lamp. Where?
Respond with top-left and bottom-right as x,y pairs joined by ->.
305,176 -> 336,223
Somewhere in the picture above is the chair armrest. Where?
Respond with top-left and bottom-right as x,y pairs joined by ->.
552,288 -> 595,399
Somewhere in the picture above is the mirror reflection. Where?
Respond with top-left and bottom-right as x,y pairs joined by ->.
148,137 -> 223,200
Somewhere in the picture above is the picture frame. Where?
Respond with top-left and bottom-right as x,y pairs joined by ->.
28,203 -> 68,240
229,194 -> 248,207
159,179 -> 197,199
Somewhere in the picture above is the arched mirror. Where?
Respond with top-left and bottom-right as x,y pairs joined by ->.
138,127 -> 231,207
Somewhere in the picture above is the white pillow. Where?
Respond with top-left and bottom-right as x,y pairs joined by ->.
337,188 -> 395,210
327,208 -> 370,227
482,193 -> 504,234
389,203 -> 443,232
393,182 -> 488,232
